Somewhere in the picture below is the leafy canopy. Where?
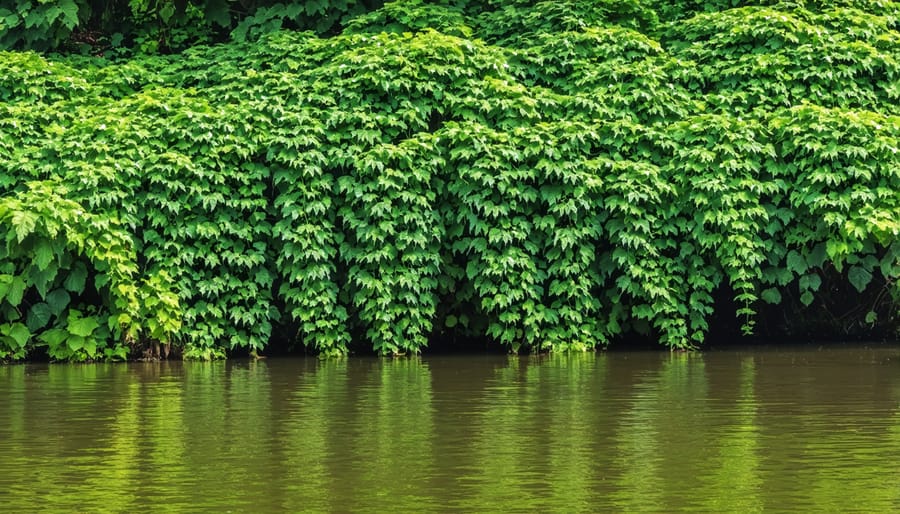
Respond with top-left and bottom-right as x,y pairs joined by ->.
0,0 -> 897,359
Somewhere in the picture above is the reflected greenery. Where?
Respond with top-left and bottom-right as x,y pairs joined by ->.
345,358 -> 436,512
699,357 -> 761,511
1,349 -> 899,511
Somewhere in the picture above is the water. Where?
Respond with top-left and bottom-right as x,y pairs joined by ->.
1,347 -> 899,512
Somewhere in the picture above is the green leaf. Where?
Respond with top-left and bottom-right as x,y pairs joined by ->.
305,0 -> 328,16
4,322 -> 30,349
0,274 -> 13,301
848,266 -> 872,293
68,314 -> 99,338
466,261 -> 480,280
58,0 -> 80,29
11,211 -> 37,243
254,268 -> 272,286
798,273 -> 821,292
205,0 -> 231,27
25,10 -> 44,29
34,239 -> 54,271
83,338 -> 97,357
94,273 -> 109,290
104,345 -> 128,361
63,261 -> 87,294
46,289 -> 70,317
808,243 -> 828,268
760,288 -> 782,305
6,276 -> 26,307
3,14 -> 20,32
826,240 -> 849,266
26,302 -> 53,332
445,314 -> 458,328
67,334 -> 85,351
882,243 -> 900,271
30,264 -> 57,299
800,290 -> 814,306
864,311 -> 877,324
39,328 -> 68,348
159,3 -> 175,23
786,250 -> 807,275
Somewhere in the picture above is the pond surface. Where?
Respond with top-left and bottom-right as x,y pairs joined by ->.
1,347 -> 899,512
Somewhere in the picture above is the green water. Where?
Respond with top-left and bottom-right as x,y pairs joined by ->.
1,348 -> 899,512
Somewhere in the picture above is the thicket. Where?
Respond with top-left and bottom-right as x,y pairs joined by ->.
0,0 -> 897,360
0,1 -> 385,53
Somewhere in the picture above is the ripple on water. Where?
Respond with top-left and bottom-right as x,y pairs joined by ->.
0,349 -> 899,512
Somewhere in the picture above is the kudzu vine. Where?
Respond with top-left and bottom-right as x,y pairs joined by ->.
0,0 -> 897,360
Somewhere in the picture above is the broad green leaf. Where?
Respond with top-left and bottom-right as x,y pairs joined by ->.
254,268 -> 272,286
105,345 -> 128,361
205,0 -> 232,27
68,315 -> 99,338
4,322 -> 30,348
25,10 -> 45,29
808,243 -> 828,268
445,314 -> 458,328
29,264 -> 57,299
878,251 -> 898,278
305,0 -> 328,16
786,250 -> 807,275
46,289 -> 70,317
26,302 -> 53,332
94,273 -> 109,289
800,290 -> 815,306
466,261 -> 480,280
6,276 -> 26,307
58,0 -> 80,29
63,261 -> 87,294
11,211 -> 37,243
83,338 -> 97,358
33,239 -> 54,271
0,274 -> 13,301
39,328 -> 68,348
826,240 -> 849,267
798,273 -> 821,292
760,288 -> 782,305
848,266 -> 872,293
67,334 -> 85,351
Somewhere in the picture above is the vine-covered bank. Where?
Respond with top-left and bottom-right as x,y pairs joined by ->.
0,0 -> 898,360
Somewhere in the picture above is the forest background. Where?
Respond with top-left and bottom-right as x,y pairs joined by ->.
0,0 -> 897,360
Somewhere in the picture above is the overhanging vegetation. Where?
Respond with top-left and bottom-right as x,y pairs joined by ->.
0,0 -> 897,359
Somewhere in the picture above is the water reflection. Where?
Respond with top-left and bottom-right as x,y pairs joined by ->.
1,348 -> 899,511
339,359 -> 436,512
697,357 -> 761,512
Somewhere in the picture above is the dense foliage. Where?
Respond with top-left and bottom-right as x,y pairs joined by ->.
0,0 -> 384,53
0,0 -> 898,359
